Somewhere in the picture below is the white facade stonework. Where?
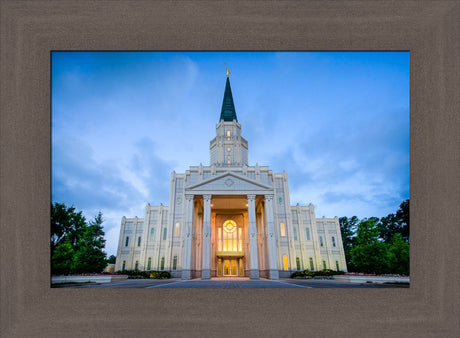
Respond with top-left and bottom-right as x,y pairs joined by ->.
115,75 -> 347,279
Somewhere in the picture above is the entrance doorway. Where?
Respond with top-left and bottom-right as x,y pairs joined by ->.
223,259 -> 237,276
218,258 -> 244,276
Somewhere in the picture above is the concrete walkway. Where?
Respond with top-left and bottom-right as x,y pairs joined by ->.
57,277 -> 408,288
147,277 -> 310,288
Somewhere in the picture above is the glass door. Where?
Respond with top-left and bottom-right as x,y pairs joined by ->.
222,259 -> 238,276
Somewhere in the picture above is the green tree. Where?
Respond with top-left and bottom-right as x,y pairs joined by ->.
51,238 -> 74,275
339,216 -> 359,271
72,212 -> 107,273
51,202 -> 86,256
351,218 -> 389,274
107,255 -> 116,264
378,199 -> 410,243
387,233 -> 410,275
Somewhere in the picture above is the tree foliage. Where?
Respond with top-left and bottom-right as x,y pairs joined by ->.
51,203 -> 107,274
339,199 -> 410,275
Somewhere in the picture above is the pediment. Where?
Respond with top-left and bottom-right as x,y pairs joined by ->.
186,172 -> 272,192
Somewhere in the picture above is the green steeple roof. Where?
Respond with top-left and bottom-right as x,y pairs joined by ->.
219,77 -> 238,122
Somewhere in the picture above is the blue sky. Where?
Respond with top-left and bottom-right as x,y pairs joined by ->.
52,51 -> 410,257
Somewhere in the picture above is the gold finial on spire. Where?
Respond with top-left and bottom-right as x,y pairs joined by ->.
224,63 -> 230,78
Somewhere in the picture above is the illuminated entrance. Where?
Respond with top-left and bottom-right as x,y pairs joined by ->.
216,220 -> 244,277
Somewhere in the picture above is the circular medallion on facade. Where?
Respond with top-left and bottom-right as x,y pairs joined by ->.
223,220 -> 237,233
224,178 -> 234,187
278,197 -> 283,203
176,197 -> 182,204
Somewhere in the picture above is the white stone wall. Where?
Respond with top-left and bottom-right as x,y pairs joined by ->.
115,165 -> 348,276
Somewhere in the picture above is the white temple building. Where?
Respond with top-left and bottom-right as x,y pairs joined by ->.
115,72 -> 347,279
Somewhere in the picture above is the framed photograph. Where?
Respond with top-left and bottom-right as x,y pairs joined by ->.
1,1 -> 458,336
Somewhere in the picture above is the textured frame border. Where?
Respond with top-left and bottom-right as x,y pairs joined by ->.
1,1 -> 459,336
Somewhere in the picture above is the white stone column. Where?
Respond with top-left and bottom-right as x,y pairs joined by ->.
181,194 -> 194,280
265,194 -> 279,280
247,194 -> 259,279
201,194 -> 212,279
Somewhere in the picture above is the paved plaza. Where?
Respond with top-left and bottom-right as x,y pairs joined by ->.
54,277 -> 408,288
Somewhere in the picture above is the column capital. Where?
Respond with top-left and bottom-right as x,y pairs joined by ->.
247,194 -> 256,202
264,194 -> 274,201
185,194 -> 194,201
203,194 -> 212,203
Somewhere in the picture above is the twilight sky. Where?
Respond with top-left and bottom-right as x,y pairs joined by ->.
51,51 -> 410,256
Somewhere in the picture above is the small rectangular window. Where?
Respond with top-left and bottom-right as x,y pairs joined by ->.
293,227 -> 297,241
336,260 -> 340,271
280,222 -> 286,237
332,236 -> 336,247
125,236 -> 129,247
122,260 -> 126,270
160,257 -> 165,270
150,228 -> 154,240
296,257 -> 300,270
323,260 -> 327,269
306,228 -> 310,241
309,257 -> 314,270
137,236 -> 141,246
320,236 -> 323,247
173,256 -> 177,270
174,222 -> 180,237
163,228 -> 167,240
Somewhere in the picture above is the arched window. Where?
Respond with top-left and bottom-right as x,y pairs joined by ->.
173,256 -> 177,270
174,222 -> 180,237
218,220 -> 242,252
283,255 -> 289,270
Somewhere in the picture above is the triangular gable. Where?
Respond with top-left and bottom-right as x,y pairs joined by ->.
186,171 -> 272,192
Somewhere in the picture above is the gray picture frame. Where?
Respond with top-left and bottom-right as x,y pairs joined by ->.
1,1 -> 459,336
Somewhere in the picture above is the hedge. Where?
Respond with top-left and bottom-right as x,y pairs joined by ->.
115,270 -> 171,279
290,269 -> 346,278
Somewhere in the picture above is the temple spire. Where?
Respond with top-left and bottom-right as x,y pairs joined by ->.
219,68 -> 238,122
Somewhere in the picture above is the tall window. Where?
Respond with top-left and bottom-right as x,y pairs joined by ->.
218,220 -> 241,252
309,257 -> 314,270
135,260 -> 139,270
226,130 -> 231,138
137,236 -> 141,246
174,222 -> 180,237
320,236 -> 324,247
293,227 -> 297,241
306,228 -> 311,240
160,257 -> 165,270
283,255 -> 289,270
173,256 -> 177,270
280,222 -> 286,237
322,260 -> 327,269
163,228 -> 167,240
332,236 -> 336,247
147,257 -> 151,270
150,228 -> 154,240
296,257 -> 300,270
122,260 -> 126,270
336,260 -> 340,271
125,236 -> 129,247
